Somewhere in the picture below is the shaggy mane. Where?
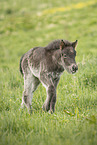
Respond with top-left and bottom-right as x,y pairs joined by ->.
45,39 -> 71,51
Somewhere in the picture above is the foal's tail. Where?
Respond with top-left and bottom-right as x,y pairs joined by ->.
19,54 -> 25,76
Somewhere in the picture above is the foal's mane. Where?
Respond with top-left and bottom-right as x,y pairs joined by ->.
46,40 -> 60,50
45,39 -> 71,51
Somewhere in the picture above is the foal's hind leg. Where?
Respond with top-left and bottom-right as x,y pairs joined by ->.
21,72 -> 40,113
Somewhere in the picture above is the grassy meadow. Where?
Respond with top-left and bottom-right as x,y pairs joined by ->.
0,0 -> 97,145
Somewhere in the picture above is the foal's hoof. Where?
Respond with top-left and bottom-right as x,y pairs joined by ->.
48,110 -> 54,114
42,104 -> 50,112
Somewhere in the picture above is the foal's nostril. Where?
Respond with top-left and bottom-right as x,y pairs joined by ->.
72,65 -> 75,71
72,65 -> 78,72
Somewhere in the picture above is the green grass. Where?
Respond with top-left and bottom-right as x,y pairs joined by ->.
0,0 -> 97,145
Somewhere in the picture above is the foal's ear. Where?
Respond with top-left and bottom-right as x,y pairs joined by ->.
72,40 -> 78,49
60,40 -> 65,50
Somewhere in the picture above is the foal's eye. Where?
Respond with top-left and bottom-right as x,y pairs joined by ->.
64,54 -> 67,58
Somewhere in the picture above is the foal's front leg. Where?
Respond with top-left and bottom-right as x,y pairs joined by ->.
48,85 -> 56,113
40,72 -> 60,113
42,85 -> 56,113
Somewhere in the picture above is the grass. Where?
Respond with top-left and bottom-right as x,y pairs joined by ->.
0,0 -> 97,145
